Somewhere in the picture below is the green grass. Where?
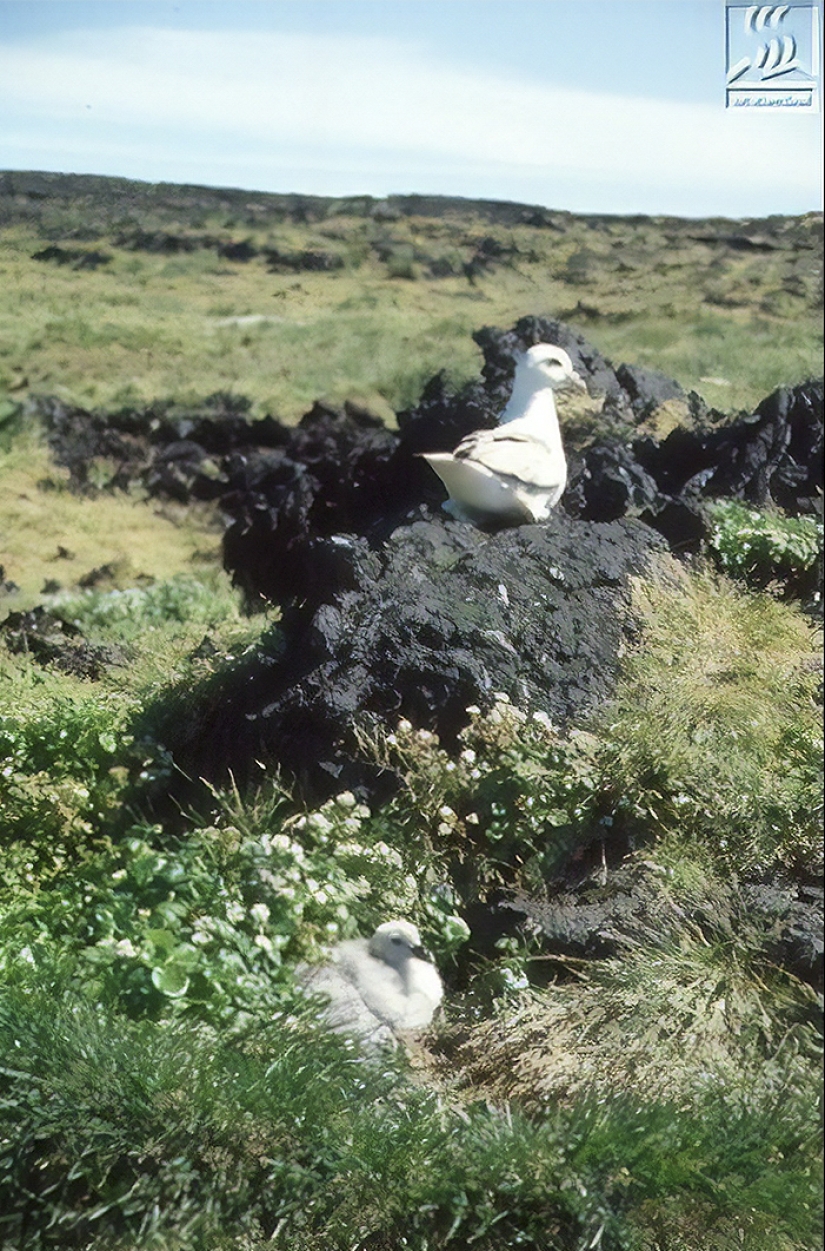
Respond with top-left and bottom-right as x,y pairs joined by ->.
590,310 -> 823,415
599,568 -> 823,873
1,202 -> 821,421
0,564 -> 820,1249
0,985 -> 819,1251
444,897 -> 821,1110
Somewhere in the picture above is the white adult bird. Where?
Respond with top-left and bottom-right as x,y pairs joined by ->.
422,344 -> 586,525
299,920 -> 444,1046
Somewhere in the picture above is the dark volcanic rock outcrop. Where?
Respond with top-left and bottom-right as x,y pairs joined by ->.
219,317 -> 821,608
23,315 -> 822,797
159,513 -> 666,801
568,377 -> 824,523
29,316 -> 822,608
503,861 -> 824,992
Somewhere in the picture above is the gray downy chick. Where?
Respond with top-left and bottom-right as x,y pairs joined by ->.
299,919 -> 444,1046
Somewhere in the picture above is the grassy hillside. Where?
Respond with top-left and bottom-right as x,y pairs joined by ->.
0,173 -> 822,1251
1,170 -> 821,422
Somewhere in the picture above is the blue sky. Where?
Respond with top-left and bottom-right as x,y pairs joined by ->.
1,1 -> 822,217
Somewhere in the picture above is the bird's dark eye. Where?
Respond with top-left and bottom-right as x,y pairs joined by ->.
391,935 -> 403,945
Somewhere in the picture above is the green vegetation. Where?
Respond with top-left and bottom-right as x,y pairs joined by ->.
1,562 -> 820,1248
0,983 -> 819,1251
0,175 -> 821,421
707,498 -> 823,595
0,176 -> 822,1249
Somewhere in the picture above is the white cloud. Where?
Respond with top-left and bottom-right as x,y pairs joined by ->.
1,25 -> 821,214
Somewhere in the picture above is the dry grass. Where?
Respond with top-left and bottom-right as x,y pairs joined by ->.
0,431 -> 223,606
438,919 -> 820,1114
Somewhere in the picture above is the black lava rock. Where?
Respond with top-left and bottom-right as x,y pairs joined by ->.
28,320 -> 822,606
158,512 -> 666,801
0,607 -> 129,680
504,864 -> 824,992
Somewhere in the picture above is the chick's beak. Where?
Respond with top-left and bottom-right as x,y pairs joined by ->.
411,944 -> 433,962
567,370 -> 587,393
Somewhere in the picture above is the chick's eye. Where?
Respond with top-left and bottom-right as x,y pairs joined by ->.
391,935 -> 403,945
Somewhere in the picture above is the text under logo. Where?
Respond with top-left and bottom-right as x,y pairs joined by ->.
725,3 -> 822,110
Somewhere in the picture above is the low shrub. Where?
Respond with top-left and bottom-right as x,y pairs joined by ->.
0,679 -> 135,850
54,572 -> 246,638
706,499 -> 823,600
364,704 -> 607,895
0,781 -> 469,1028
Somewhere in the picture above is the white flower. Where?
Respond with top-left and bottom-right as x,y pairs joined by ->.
460,748 -> 477,764
114,938 -> 137,959
465,705 -> 481,717
269,833 -> 293,853
501,967 -> 529,990
438,805 -> 456,820
337,841 -> 365,857
493,691 -> 510,704
374,842 -> 403,867
398,718 -> 413,733
225,901 -> 245,924
254,933 -> 274,954
335,791 -> 357,809
307,812 -> 333,835
444,916 -> 471,943
250,902 -> 270,928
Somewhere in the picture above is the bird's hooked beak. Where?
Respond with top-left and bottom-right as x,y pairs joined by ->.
565,370 -> 587,393
411,943 -> 434,962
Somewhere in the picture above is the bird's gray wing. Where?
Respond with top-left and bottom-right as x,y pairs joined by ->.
453,429 -> 563,488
